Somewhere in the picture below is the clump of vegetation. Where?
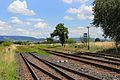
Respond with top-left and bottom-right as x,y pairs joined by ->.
95,38 -> 101,42
46,37 -> 54,44
0,45 -> 18,80
0,41 -> 5,44
14,41 -> 30,45
66,38 -> 76,44
2,41 -> 13,46
16,46 -> 50,55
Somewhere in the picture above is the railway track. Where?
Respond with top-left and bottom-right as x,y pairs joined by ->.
29,53 -> 101,80
76,52 -> 120,62
20,53 -> 101,80
43,48 -> 120,62
20,53 -> 63,80
41,49 -> 120,73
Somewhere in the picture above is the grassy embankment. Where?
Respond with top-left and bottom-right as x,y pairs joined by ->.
0,45 -> 18,80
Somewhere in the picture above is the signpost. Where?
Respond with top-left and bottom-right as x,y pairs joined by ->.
83,33 -> 87,38
83,33 -> 87,47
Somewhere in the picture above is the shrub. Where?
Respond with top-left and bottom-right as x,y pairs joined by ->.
2,41 -> 13,46
66,38 -> 76,44
14,41 -> 24,45
14,41 -> 30,45
0,41 -> 5,44
95,38 -> 101,42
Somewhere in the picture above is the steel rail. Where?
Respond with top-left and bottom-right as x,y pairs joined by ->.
20,53 -> 39,80
21,53 -> 62,80
41,49 -> 120,73
41,48 -> 120,62
29,53 -> 102,80
43,49 -> 120,65
28,53 -> 76,80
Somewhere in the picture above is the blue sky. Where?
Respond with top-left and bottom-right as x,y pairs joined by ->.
0,0 -> 103,38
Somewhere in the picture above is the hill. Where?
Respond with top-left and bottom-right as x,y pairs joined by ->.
0,36 -> 45,41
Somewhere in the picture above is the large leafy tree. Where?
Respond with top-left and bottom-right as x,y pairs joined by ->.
93,0 -> 120,52
51,23 -> 68,46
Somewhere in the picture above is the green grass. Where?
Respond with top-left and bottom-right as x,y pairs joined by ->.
16,45 -> 50,55
0,45 -> 18,80
38,45 -> 62,48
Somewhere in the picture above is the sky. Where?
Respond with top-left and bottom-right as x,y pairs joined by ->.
0,0 -> 103,39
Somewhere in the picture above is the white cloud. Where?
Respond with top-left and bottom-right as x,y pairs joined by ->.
26,18 -> 44,22
74,0 -> 88,3
66,8 -> 78,14
8,0 -> 35,15
34,22 -> 48,29
0,21 -> 13,36
66,4 -> 93,20
0,21 -> 11,30
62,0 -> 88,4
0,19 -> 103,38
63,16 -> 73,20
16,28 -> 26,32
62,0 -> 72,4
77,4 -> 93,20
8,17 -> 32,27
69,27 -> 103,38
0,18 -> 53,38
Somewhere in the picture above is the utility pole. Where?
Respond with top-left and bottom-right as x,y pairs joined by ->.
64,32 -> 66,47
87,26 -> 90,50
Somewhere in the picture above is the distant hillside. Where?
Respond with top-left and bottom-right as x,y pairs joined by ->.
0,36 -> 108,42
0,36 -> 45,41
71,38 -> 94,42
72,38 -> 109,42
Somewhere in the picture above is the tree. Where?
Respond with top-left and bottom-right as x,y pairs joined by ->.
2,41 -> 13,46
51,23 -> 68,46
95,38 -> 101,42
93,0 -> 120,53
46,37 -> 54,44
66,38 -> 76,44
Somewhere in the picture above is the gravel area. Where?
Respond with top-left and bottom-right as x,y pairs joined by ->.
34,53 -> 120,80
15,54 -> 23,80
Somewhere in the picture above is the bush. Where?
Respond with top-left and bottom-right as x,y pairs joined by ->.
14,41 -> 24,45
14,41 -> 30,45
2,41 -> 13,46
95,38 -> 101,42
66,38 -> 76,44
0,41 -> 5,44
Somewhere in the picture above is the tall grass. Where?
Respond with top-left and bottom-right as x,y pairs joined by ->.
47,41 -> 119,53
0,45 -> 18,80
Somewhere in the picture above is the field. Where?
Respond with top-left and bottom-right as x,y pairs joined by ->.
33,41 -> 120,54
0,45 -> 18,80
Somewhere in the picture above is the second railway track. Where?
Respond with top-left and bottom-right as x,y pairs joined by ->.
41,49 -> 120,74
